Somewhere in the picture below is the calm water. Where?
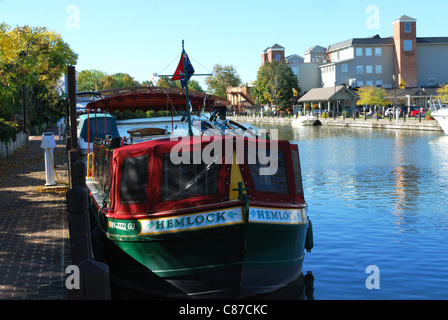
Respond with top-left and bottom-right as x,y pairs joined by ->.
248,121 -> 448,300
117,119 -> 448,299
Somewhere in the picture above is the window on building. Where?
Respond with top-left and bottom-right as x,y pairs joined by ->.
356,48 -> 363,56
357,65 -> 363,74
403,40 -> 413,51
376,80 -> 383,87
275,53 -> 281,61
366,48 -> 372,56
357,80 -> 364,87
342,63 -> 348,72
375,48 -> 382,56
405,23 -> 411,33
428,78 -> 437,86
366,65 -> 373,74
375,65 -> 382,74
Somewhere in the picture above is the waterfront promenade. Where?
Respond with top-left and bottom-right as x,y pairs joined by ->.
230,115 -> 443,132
0,128 -> 69,300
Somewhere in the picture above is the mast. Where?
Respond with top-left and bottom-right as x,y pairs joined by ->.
182,40 -> 193,136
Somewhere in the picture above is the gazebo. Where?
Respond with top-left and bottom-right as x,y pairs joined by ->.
298,85 -> 359,117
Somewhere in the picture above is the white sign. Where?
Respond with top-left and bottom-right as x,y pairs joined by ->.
248,207 -> 305,224
139,207 -> 243,235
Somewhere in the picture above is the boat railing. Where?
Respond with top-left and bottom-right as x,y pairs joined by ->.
429,99 -> 448,113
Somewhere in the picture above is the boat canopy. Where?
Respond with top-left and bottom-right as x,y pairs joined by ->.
106,136 -> 305,217
78,113 -> 120,141
85,88 -> 228,114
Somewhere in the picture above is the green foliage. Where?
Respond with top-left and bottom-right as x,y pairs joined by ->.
252,61 -> 300,109
112,109 -> 173,120
77,70 -> 106,91
77,70 -> 140,91
205,64 -> 241,98
157,76 -> 204,92
0,23 -> 78,125
0,118 -> 21,143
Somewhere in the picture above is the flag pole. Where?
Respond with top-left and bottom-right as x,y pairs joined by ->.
182,40 -> 193,136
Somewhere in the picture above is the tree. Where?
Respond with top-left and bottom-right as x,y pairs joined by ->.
0,23 -> 78,122
356,86 -> 389,107
252,61 -> 299,109
157,76 -> 204,92
205,64 -> 241,98
77,69 -> 106,91
436,84 -> 448,101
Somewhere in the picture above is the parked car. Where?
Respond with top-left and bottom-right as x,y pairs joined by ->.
410,108 -> 428,118
384,108 -> 400,117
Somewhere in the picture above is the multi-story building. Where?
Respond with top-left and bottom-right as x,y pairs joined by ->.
263,15 -> 448,94
320,15 -> 448,89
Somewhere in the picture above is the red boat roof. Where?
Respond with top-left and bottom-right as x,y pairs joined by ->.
105,136 -> 306,216
85,87 -> 229,113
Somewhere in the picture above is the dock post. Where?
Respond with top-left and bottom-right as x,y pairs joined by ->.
65,65 -> 110,300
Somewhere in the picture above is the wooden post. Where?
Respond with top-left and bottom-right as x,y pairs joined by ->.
67,66 -> 78,151
65,65 -> 110,299
66,186 -> 93,264
66,259 -> 111,300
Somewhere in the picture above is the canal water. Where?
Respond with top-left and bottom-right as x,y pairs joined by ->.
248,121 -> 448,300
117,118 -> 448,299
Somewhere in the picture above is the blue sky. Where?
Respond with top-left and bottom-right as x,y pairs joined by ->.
1,0 -> 447,91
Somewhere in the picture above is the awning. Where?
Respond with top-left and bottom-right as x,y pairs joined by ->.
85,87 -> 230,113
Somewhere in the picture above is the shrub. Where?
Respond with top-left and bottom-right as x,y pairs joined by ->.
0,118 -> 21,143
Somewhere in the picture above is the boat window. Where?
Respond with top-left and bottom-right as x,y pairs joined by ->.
80,117 -> 120,141
160,153 -> 219,202
120,154 -> 149,204
291,150 -> 304,194
245,148 -> 289,194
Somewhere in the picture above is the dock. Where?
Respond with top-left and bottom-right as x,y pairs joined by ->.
229,116 -> 443,132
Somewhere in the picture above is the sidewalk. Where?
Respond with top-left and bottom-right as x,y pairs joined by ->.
0,128 -> 70,300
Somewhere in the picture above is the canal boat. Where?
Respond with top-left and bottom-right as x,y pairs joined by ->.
83,46 -> 312,299
429,100 -> 448,135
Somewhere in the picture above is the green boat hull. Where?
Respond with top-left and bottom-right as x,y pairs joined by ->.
91,203 -> 309,299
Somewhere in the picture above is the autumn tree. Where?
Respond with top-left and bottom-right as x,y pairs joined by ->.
436,84 -> 448,101
252,61 -> 299,109
356,86 -> 389,107
205,64 -> 241,98
0,23 -> 78,123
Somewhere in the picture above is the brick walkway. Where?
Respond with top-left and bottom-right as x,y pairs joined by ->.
0,128 -> 70,300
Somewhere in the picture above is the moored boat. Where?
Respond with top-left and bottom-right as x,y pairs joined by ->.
429,100 -> 448,135
77,113 -> 120,155
292,114 -> 321,126
82,44 -> 312,299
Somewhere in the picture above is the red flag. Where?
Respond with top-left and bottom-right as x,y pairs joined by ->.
171,50 -> 195,88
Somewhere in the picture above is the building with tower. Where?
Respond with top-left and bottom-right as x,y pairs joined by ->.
263,15 -> 448,94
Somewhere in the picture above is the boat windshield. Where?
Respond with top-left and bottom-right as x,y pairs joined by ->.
245,148 -> 289,194
160,153 -> 220,202
80,116 -> 120,141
